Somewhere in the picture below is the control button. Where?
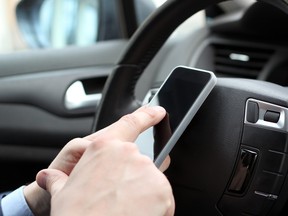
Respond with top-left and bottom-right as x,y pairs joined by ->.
228,149 -> 257,193
246,101 -> 259,123
262,151 -> 287,174
242,125 -> 287,152
264,110 -> 280,123
218,193 -> 275,216
254,171 -> 284,194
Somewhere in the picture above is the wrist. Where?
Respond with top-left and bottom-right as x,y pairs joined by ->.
24,181 -> 51,216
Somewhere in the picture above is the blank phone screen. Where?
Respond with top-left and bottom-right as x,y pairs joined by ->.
136,67 -> 213,162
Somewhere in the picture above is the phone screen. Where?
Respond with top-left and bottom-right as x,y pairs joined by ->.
136,66 -> 217,167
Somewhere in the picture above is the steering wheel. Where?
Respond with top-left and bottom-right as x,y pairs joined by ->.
93,0 -> 288,215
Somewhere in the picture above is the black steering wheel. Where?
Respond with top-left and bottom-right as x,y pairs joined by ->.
93,0 -> 288,215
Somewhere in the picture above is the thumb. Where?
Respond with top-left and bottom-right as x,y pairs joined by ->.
36,169 -> 68,196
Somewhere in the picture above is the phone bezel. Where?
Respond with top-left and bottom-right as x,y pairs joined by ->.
151,66 -> 217,168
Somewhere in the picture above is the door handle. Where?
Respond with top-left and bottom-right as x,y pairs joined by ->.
65,81 -> 102,110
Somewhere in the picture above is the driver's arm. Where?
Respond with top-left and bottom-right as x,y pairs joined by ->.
1,187 -> 34,216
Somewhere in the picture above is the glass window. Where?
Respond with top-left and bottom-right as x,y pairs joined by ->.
151,0 -> 167,7
39,0 -> 99,48
0,0 -> 159,53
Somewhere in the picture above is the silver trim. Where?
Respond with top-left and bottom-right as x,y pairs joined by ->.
255,191 -> 278,200
65,81 -> 102,110
142,88 -> 159,105
244,99 -> 288,132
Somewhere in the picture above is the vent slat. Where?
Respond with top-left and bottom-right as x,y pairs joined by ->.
215,50 -> 272,59
215,57 -> 264,69
213,44 -> 274,78
215,65 -> 260,78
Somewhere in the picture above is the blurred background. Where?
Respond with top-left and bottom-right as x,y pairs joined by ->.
0,0 -> 167,54
0,0 -> 251,54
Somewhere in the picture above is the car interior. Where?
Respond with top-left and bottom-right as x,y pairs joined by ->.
2,0 -> 288,215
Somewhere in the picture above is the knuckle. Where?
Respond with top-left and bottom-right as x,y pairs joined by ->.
65,137 -> 83,149
88,135 -> 122,152
142,107 -> 159,119
131,153 -> 154,169
115,141 -> 139,155
123,142 -> 139,153
137,154 -> 153,165
89,138 -> 108,150
120,113 -> 140,132
61,137 -> 87,160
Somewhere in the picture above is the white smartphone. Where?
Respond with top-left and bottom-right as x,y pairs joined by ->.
136,66 -> 217,168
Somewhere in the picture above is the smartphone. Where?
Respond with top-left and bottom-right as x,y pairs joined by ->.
135,66 -> 217,168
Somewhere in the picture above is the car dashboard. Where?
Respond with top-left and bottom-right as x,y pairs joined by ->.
145,2 -> 288,89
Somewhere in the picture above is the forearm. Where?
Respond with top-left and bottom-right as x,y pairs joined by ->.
24,182 -> 51,216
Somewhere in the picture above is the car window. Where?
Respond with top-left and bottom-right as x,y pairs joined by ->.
38,0 -> 100,48
0,0 -> 166,54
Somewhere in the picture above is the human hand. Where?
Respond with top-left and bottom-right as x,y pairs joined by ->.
23,112 -> 102,215
36,106 -> 175,216
23,125 -> 93,215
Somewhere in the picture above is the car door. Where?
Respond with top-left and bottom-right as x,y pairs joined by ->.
0,0 -> 156,191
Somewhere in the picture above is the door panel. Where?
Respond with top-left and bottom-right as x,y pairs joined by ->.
0,40 -> 127,76
0,39 -> 127,191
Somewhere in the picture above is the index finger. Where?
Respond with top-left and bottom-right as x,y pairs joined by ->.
85,105 -> 166,142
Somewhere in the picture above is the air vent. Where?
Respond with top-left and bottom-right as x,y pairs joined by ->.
213,44 -> 274,78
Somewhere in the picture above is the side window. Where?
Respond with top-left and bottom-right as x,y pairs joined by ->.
12,0 -> 160,51
0,0 -> 165,53
16,0 -> 120,49
38,0 -> 99,48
